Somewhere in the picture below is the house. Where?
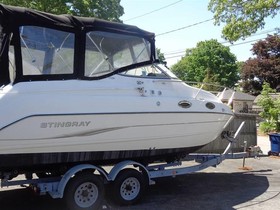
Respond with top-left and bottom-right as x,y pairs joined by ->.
218,89 -> 256,113
253,93 -> 280,113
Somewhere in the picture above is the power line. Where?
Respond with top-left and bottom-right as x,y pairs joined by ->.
156,18 -> 214,36
164,50 -> 187,56
165,54 -> 185,59
163,28 -> 278,57
164,36 -> 271,60
123,0 -> 183,22
220,28 -> 277,45
225,37 -> 267,47
164,38 -> 262,59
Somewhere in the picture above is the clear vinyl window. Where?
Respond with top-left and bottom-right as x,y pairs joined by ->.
19,26 -> 75,75
85,31 -> 151,77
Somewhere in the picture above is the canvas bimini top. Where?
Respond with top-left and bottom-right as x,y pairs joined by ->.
0,4 -> 156,86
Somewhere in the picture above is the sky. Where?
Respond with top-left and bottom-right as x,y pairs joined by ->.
120,0 -> 280,67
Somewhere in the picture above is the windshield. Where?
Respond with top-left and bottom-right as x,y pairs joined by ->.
156,64 -> 178,79
120,63 -> 178,79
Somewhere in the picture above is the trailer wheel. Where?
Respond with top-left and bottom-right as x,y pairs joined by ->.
111,168 -> 147,206
64,172 -> 104,210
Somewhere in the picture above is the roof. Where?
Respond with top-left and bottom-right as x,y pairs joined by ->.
254,93 -> 280,104
0,4 -> 154,39
218,89 -> 256,101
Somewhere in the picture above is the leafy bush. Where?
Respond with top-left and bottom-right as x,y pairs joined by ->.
257,83 -> 280,133
259,122 -> 277,134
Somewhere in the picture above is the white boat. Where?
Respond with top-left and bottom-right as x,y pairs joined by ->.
0,4 -> 233,176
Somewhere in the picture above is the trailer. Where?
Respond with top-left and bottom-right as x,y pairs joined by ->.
0,122 -> 261,210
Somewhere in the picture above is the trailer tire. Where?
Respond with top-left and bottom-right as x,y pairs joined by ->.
111,168 -> 147,206
64,172 -> 104,210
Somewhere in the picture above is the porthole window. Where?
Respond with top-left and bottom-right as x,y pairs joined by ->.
206,102 -> 215,110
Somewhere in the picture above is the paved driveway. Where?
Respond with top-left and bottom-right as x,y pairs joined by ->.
0,156 -> 279,210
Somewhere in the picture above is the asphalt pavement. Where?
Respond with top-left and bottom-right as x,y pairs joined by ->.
0,135 -> 279,210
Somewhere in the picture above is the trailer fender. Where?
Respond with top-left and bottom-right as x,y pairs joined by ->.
108,160 -> 151,184
52,164 -> 109,199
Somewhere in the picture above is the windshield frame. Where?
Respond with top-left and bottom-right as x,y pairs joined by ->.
119,63 -> 179,80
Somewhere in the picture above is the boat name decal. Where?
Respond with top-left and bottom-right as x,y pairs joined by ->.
40,121 -> 91,128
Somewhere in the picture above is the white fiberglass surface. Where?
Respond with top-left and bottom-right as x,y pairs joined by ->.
0,112 -> 232,154
0,69 -> 232,130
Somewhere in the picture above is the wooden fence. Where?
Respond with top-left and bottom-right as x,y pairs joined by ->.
196,113 -> 257,154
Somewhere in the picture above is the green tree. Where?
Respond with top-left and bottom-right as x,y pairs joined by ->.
258,82 -> 280,133
171,39 -> 239,88
157,48 -> 166,64
236,61 -> 244,74
208,0 -> 280,42
0,0 -> 124,21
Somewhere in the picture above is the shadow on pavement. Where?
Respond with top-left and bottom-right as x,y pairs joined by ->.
111,171 -> 270,210
0,171 -> 270,210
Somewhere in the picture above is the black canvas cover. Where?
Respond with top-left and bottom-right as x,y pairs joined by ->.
0,4 -> 156,84
0,4 -> 154,38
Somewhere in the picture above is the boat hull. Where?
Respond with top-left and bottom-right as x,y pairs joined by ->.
0,112 -> 232,173
0,146 -> 203,173
0,112 -> 232,153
